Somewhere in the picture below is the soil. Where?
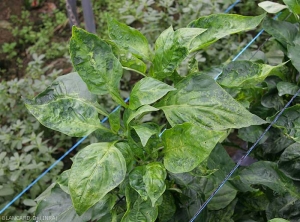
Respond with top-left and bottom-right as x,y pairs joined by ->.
0,0 -> 72,80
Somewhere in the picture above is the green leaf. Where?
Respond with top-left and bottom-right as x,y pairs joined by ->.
200,176 -> 237,210
277,81 -> 300,96
70,26 -> 126,107
266,193 -> 300,221
162,123 -> 226,173
258,1 -> 288,13
188,14 -> 265,52
156,74 -> 266,130
149,27 -> 206,80
278,143 -> 300,181
238,125 -> 269,144
129,163 -> 166,206
125,105 -> 159,126
129,77 -> 176,110
35,185 -> 116,222
24,72 -> 109,137
268,105 -> 300,142
263,17 -> 298,47
287,44 -> 300,73
217,61 -> 285,88
144,162 -> 167,207
115,142 -> 135,172
107,16 -> 150,60
56,170 -> 70,194
268,219 -> 290,222
129,166 -> 148,200
132,123 -> 159,146
207,199 -> 237,222
108,40 -> 147,75
122,196 -> 158,222
109,108 -> 121,133
69,142 -> 126,215
158,191 -> 176,222
239,161 -> 300,198
283,0 -> 300,14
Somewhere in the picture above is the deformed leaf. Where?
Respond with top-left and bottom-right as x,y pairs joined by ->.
144,162 -> 167,207
206,199 -> 237,222
162,123 -> 226,173
132,123 -> 159,146
107,16 -> 150,60
24,72 -> 109,137
217,60 -> 285,88
156,74 -> 266,130
278,143 -> 300,181
149,27 -> 206,80
70,26 -> 126,107
258,1 -> 288,13
129,77 -> 176,110
69,142 -> 126,215
188,14 -> 265,51
239,161 -> 300,198
268,105 -> 300,142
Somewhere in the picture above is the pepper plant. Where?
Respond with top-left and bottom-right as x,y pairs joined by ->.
24,2 -> 300,221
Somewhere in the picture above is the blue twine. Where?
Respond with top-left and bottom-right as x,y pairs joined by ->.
224,0 -> 241,13
189,88 -> 300,222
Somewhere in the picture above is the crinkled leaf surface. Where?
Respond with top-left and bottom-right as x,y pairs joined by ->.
70,26 -> 126,106
108,40 -> 147,75
69,142 -> 126,215
207,199 -> 237,222
277,81 -> 300,96
144,162 -> 167,207
24,72 -> 109,137
283,0 -> 300,14
278,143 -> 300,181
239,161 -> 300,198
156,74 -> 266,130
107,16 -> 150,60
115,142 -> 135,172
268,105 -> 300,142
129,77 -> 176,110
132,123 -> 159,146
35,185 -> 116,222
188,14 -> 265,51
149,27 -> 206,80
162,123 -> 226,173
258,1 -> 288,13
217,60 -> 285,88
263,17 -> 298,47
